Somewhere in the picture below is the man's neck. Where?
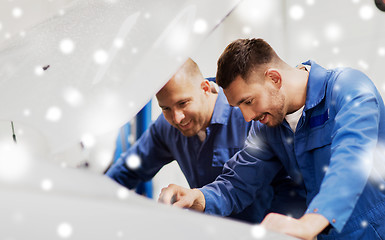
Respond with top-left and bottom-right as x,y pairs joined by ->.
203,92 -> 218,129
286,67 -> 309,114
197,130 -> 206,142
198,92 -> 218,142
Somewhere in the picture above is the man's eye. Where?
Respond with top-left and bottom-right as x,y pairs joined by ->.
179,101 -> 188,107
245,99 -> 253,105
162,108 -> 170,111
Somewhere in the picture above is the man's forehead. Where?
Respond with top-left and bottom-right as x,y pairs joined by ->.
157,89 -> 191,106
223,87 -> 240,106
223,76 -> 253,106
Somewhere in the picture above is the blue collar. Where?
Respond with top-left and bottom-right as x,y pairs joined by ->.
210,88 -> 231,125
302,60 -> 331,111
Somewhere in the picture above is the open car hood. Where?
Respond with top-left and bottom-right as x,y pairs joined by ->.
0,0 -> 297,239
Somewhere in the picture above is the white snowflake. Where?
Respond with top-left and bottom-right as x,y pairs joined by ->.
332,47 -> 340,54
113,38 -> 124,49
358,60 -> 369,70
57,222 -> 73,238
41,178 -> 53,191
45,106 -> 62,122
93,49 -> 109,65
0,143 -> 31,182
323,165 -> 329,172
324,24 -> 341,41
193,19 -> 208,34
378,47 -> 385,57
63,87 -> 84,107
242,26 -> 252,35
359,5 -> 374,20
289,5 -> 304,20
117,187 -> 130,199
345,95 -> 352,102
116,230 -> 124,238
34,66 -> 44,76
59,39 -> 75,54
250,225 -> 266,239
58,9 -> 66,16
126,154 -> 141,170
361,220 -> 368,228
12,7 -> 23,18
306,0 -> 315,5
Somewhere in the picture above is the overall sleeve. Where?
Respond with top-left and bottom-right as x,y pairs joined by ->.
306,69 -> 380,232
200,123 -> 282,217
105,115 -> 175,189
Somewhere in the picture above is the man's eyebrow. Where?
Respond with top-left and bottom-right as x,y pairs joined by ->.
158,103 -> 169,108
177,97 -> 192,104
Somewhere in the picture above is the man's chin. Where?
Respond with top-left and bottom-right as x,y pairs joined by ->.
265,119 -> 284,128
179,128 -> 197,137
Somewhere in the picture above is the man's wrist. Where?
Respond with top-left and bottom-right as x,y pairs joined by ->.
299,213 -> 330,238
192,188 -> 206,211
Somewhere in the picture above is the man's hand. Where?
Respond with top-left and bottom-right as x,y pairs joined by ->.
261,213 -> 330,240
158,184 -> 206,212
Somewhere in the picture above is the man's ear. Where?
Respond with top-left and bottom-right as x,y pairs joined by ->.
201,80 -> 211,93
264,68 -> 282,89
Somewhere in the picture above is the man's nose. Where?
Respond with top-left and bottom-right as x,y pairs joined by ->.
241,109 -> 255,122
173,109 -> 185,124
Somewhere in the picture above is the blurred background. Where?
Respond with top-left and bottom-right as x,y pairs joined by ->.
0,0 -> 384,199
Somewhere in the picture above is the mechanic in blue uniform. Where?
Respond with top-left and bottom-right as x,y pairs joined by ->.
158,39 -> 385,239
106,58 -> 306,223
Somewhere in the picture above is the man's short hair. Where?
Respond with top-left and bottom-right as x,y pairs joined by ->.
216,38 -> 278,89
